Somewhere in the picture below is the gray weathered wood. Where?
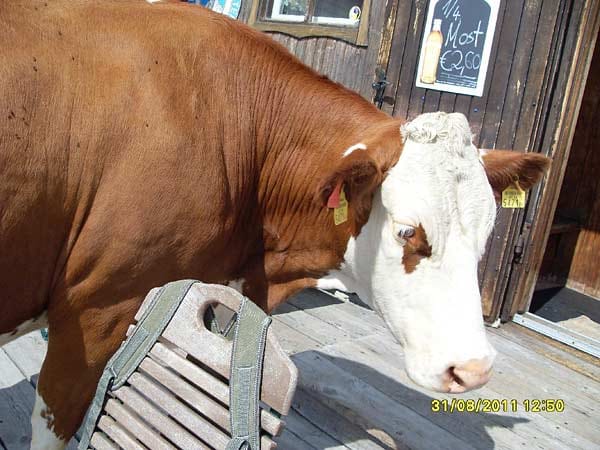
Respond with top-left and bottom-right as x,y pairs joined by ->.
128,371 -> 230,449
292,350 -> 474,450
4,288 -> 600,449
322,331 -> 595,450
148,342 -> 283,437
0,349 -> 39,450
90,432 -> 119,450
149,341 -> 230,405
104,399 -> 175,450
140,356 -> 283,437
97,415 -> 144,450
2,333 -> 47,384
113,386 -> 209,450
137,283 -> 297,415
288,390 -> 383,450
282,409 -> 347,449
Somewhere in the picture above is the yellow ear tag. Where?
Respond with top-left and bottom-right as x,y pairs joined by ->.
502,181 -> 526,209
334,188 -> 349,225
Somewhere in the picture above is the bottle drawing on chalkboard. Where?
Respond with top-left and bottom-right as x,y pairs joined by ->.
420,19 -> 443,84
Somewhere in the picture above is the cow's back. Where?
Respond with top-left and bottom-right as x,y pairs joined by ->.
0,1 -> 267,331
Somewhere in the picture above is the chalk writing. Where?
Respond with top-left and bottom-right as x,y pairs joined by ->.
416,0 -> 500,96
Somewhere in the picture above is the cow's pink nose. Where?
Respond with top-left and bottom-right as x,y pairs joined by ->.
445,358 -> 493,393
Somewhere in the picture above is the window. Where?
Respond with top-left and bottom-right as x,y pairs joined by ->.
248,0 -> 371,46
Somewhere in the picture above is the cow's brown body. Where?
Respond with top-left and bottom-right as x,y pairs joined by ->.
1,0 -> 402,439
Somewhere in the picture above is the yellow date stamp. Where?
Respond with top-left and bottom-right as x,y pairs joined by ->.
431,398 -> 565,413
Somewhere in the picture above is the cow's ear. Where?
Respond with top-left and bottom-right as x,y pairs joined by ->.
317,151 -> 383,226
480,149 -> 551,199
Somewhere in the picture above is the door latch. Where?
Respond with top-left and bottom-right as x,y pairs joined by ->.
372,68 -> 390,109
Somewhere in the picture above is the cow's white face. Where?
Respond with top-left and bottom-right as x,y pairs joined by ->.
319,112 -> 498,393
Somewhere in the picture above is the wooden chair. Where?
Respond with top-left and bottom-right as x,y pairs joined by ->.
83,282 -> 297,450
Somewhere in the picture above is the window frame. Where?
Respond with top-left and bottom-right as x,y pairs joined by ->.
247,0 -> 371,47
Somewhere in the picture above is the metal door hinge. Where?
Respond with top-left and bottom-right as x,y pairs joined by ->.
372,68 -> 390,109
513,221 -> 532,264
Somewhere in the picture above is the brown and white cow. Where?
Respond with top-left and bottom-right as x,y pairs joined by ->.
0,1 -> 549,448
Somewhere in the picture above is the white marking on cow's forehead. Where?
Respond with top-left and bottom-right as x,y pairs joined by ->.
385,112 -> 495,257
401,112 -> 473,156
342,143 -> 367,157
31,388 -> 66,450
0,311 -> 47,347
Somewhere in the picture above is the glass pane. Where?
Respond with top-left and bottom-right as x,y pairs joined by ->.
313,0 -> 363,25
269,0 -> 308,22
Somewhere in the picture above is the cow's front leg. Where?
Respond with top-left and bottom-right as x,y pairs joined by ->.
31,385 -> 67,450
31,297 -> 139,450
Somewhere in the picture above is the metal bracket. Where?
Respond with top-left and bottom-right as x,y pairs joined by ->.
513,221 -> 532,264
513,313 -> 600,358
372,68 -> 390,109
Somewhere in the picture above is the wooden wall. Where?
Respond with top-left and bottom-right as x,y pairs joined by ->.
239,0 -> 391,98
539,38 -> 600,299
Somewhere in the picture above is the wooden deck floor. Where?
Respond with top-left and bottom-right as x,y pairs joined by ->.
1,289 -> 599,449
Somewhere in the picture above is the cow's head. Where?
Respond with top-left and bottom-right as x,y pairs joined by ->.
318,112 -> 550,393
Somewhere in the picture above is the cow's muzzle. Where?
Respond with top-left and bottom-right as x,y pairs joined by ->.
442,357 -> 494,393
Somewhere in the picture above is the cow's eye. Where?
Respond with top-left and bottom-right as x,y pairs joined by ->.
396,225 -> 415,242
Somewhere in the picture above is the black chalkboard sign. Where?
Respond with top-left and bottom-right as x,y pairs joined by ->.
416,0 -> 500,97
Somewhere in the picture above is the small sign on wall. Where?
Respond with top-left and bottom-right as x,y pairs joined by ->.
415,0 -> 500,97
188,0 -> 241,19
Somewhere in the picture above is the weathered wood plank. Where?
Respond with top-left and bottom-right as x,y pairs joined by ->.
89,432 -> 119,450
319,332 -> 596,450
270,318 -> 322,354
287,290 -> 388,340
113,386 -> 209,450
104,399 -> 175,450
489,332 -> 600,402
291,387 -> 389,450
148,342 -> 282,436
150,341 -> 230,405
284,292 -> 589,448
97,415 -> 145,450
490,322 -> 600,382
344,319 -> 599,446
139,356 -> 283,437
391,0 -> 419,119
282,408 -> 347,449
0,349 -> 36,450
273,301 -> 352,345
128,372 -> 230,449
2,332 -> 47,384
274,428 -> 320,450
292,350 -> 474,450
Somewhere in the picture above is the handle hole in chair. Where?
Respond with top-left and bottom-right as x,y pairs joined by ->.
202,301 -> 238,339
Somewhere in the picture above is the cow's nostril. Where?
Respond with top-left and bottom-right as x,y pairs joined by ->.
445,359 -> 492,393
445,366 -> 467,393
448,366 -> 463,385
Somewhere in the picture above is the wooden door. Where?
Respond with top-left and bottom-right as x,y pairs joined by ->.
538,38 -> 600,299
239,0 -> 399,102
503,0 -> 600,320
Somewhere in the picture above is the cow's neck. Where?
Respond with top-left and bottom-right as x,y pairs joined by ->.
242,57 -> 402,311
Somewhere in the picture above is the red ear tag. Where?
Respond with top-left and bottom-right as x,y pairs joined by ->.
327,181 -> 343,208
